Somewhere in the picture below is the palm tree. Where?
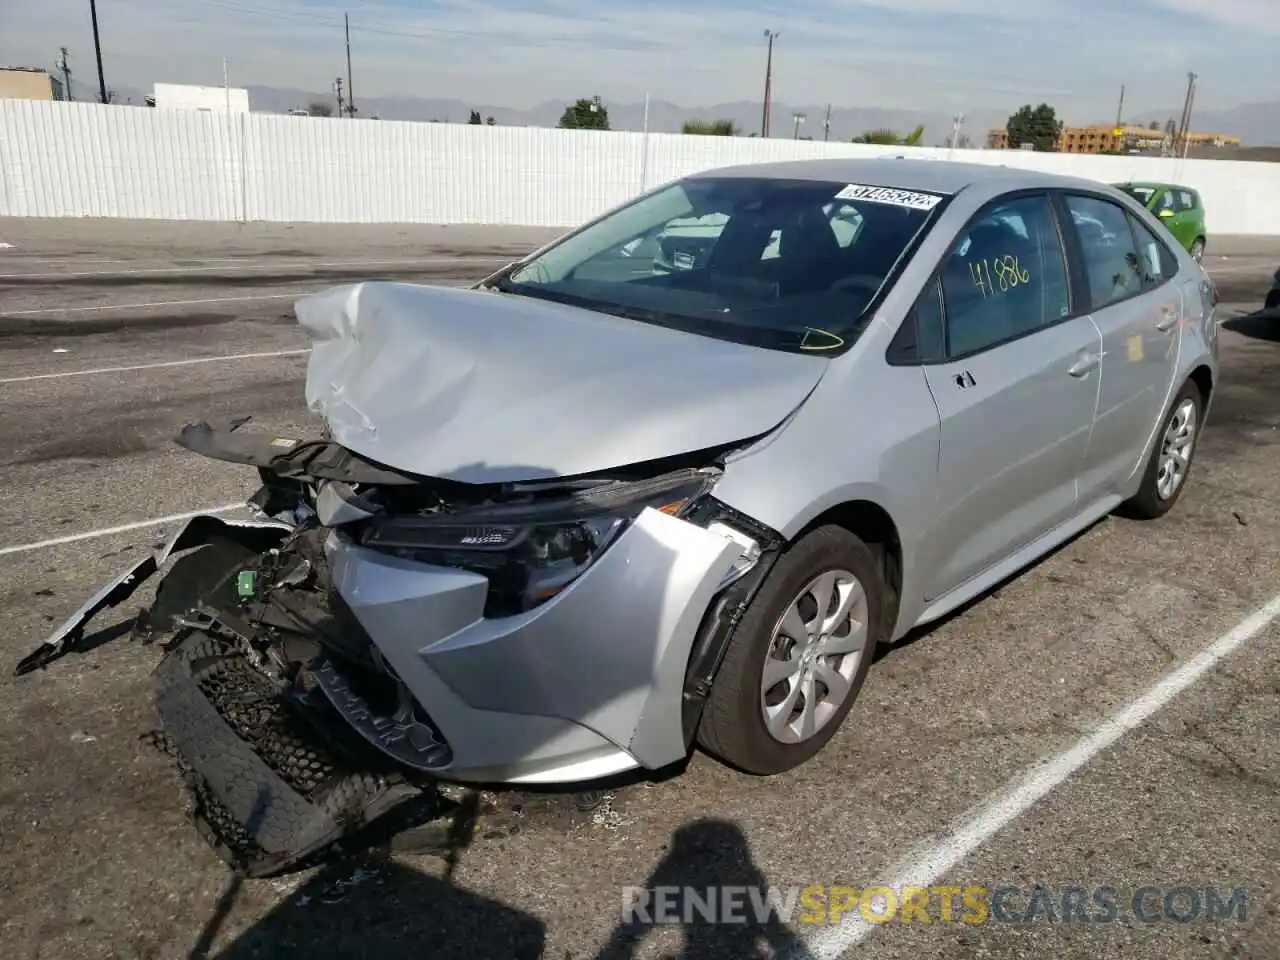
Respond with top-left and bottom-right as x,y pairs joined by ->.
682,118 -> 738,136
852,124 -> 924,146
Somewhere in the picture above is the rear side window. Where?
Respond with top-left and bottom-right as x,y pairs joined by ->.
1063,194 -> 1146,310
938,194 -> 1070,357
1126,214 -> 1179,290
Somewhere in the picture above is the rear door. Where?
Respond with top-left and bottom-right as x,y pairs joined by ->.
1175,188 -> 1205,248
1059,192 -> 1183,501
915,192 -> 1103,600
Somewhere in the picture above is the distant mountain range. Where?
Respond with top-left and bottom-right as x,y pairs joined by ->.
71,79 -> 1280,145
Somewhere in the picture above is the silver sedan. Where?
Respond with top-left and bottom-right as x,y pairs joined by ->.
22,158 -> 1219,873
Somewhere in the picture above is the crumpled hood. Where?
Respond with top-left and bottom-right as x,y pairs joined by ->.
294,281 -> 828,483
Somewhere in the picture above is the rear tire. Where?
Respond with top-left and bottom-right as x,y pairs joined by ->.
696,525 -> 883,776
1123,379 -> 1204,520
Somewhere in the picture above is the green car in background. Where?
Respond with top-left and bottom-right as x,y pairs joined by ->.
1113,181 -> 1207,262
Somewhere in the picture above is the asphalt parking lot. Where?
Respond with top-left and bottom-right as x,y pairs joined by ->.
0,219 -> 1276,960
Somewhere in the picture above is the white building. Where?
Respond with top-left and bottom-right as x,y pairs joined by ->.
152,82 -> 249,112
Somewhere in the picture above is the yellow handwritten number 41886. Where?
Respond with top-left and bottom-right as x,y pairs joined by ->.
970,254 -> 1031,297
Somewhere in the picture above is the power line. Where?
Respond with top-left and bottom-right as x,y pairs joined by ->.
113,0 -> 1091,102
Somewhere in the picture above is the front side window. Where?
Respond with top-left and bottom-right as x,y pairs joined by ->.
499,177 -> 942,355
938,194 -> 1071,357
1064,194 -> 1146,309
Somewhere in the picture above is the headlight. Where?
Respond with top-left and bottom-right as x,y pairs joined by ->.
360,468 -> 716,615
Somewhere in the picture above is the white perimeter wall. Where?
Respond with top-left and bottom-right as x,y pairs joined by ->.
3,99 -> 1277,234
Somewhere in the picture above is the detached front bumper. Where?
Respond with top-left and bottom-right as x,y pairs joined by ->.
325,505 -> 745,785
15,513 -> 294,676
18,500 -> 758,788
15,487 -> 764,874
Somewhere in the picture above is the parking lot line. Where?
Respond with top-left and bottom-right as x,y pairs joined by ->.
796,589 -> 1280,959
1207,262 -> 1276,275
0,293 -> 302,316
0,349 -> 309,385
0,504 -> 246,558
0,256 -> 503,280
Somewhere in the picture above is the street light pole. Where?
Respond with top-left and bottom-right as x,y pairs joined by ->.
344,12 -> 355,117
948,112 -> 965,156
761,29 -> 777,138
88,0 -> 108,103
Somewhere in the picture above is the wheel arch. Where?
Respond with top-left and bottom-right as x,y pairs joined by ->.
794,499 -> 903,643
1188,363 -> 1213,405
680,496 -> 906,747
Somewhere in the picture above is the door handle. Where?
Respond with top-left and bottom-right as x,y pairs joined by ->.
1068,352 -> 1102,377
1155,308 -> 1179,332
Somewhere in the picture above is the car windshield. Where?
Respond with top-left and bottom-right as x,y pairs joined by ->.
1117,184 -> 1157,205
497,176 -> 943,354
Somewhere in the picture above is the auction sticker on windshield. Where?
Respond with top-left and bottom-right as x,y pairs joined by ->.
833,184 -> 943,211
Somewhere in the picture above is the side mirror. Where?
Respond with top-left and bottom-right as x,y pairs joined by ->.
1158,209 -> 1174,218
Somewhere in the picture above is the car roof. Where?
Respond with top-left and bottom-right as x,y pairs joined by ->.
684,157 -> 1111,197
1119,180 -> 1193,191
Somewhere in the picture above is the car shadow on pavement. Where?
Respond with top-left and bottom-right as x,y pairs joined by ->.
1223,312 -> 1280,343
207,791 -> 547,959
208,856 -> 547,959
590,817 -> 813,960
205,815 -> 811,960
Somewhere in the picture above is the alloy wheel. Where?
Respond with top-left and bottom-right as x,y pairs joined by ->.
760,568 -> 869,744
1156,398 -> 1197,500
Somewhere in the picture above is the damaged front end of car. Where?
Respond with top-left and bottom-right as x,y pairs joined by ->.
15,416 -> 786,877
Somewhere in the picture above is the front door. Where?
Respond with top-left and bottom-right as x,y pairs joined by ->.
917,193 -> 1104,601
1060,193 -> 1183,499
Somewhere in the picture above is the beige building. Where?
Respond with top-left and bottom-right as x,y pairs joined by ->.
0,66 -> 66,101
986,123 -> 1241,153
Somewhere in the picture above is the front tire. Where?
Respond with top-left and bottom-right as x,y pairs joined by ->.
1123,379 -> 1204,520
1190,238 -> 1205,263
696,525 -> 883,775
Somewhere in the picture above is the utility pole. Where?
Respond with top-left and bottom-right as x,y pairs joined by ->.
344,12 -> 356,117
1174,72 -> 1196,157
334,76 -> 345,118
1181,74 -> 1197,159
761,29 -> 777,138
223,56 -> 230,113
88,0 -> 107,104
822,102 -> 831,142
792,112 -> 805,139
1115,84 -> 1125,128
56,47 -> 72,102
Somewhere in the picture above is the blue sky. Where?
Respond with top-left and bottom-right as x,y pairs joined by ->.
4,0 -> 1277,119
